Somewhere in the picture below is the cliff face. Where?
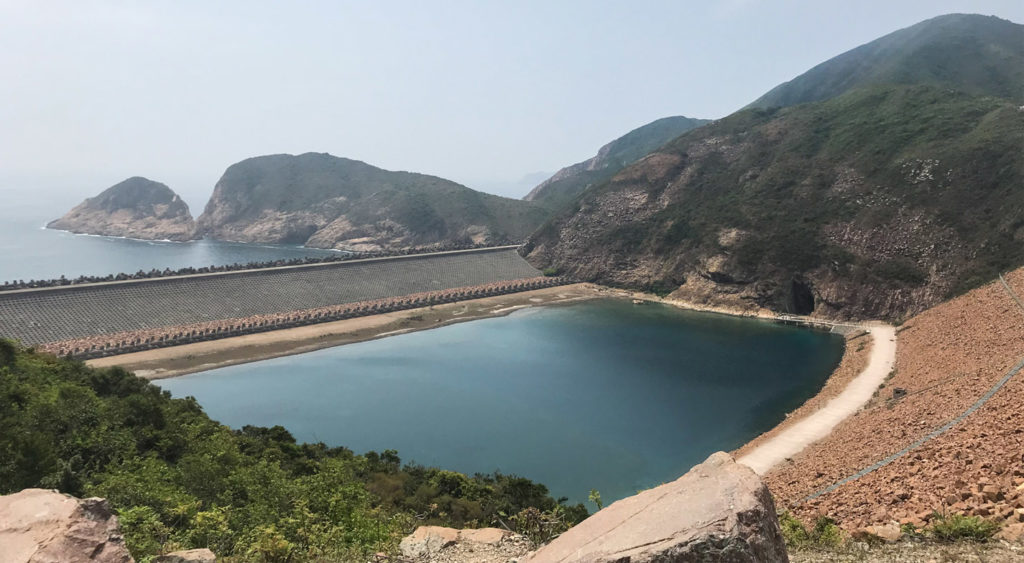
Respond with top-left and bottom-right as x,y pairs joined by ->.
48,177 -> 196,242
195,153 -> 548,251
526,85 -> 1024,321
524,116 -> 709,210
526,15 -> 1024,322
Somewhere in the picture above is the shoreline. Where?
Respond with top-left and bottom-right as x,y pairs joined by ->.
87,282 -> 873,468
86,283 -> 604,379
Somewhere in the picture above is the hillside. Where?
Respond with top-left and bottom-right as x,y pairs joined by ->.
47,177 -> 196,241
525,83 -> 1024,320
750,14 -> 1024,109
195,153 -> 549,251
524,116 -> 709,210
0,340 -> 586,560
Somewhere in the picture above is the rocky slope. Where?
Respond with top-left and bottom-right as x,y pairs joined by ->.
47,177 -> 196,241
195,153 -> 548,251
524,116 -> 709,210
755,268 -> 1024,538
750,14 -> 1024,109
526,15 -> 1024,321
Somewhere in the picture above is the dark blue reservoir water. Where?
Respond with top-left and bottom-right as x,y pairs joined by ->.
159,299 -> 844,505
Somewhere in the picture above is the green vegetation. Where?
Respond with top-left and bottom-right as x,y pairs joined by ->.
529,15 -> 1024,320
0,340 -> 586,561
780,512 -> 844,549
531,82 -> 1024,318
196,152 -> 551,248
927,513 -> 1000,542
750,14 -> 1024,109
588,489 -> 603,511
542,266 -> 560,277
525,116 -> 709,211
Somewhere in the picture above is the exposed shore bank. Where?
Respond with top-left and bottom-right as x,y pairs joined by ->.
87,283 -> 605,379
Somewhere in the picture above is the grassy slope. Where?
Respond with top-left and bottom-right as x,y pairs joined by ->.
527,84 -> 1024,318
0,341 -> 585,561
750,14 -> 1024,109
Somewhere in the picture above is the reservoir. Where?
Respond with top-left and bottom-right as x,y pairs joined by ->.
159,299 -> 845,505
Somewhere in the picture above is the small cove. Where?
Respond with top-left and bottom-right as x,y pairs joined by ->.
159,299 -> 845,505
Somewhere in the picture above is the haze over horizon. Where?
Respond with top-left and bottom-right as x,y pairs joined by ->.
1,0 -> 1022,207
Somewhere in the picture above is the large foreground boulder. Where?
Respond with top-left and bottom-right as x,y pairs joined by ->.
0,488 -> 134,563
525,452 -> 788,562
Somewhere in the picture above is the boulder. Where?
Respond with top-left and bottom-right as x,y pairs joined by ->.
154,548 -> 217,562
399,526 -> 516,560
400,526 -> 461,559
0,488 -> 134,563
524,452 -> 788,562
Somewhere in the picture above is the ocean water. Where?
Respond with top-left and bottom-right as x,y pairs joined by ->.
0,189 -> 337,282
160,299 -> 845,505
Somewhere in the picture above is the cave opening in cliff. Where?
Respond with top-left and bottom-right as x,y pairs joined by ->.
790,278 -> 815,315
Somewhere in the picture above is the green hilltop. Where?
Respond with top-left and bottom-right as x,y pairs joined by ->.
750,14 -> 1024,109
527,14 -> 1024,320
196,153 -> 549,251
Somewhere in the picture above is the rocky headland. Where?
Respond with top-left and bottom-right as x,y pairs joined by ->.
47,177 -> 196,241
195,152 -> 548,251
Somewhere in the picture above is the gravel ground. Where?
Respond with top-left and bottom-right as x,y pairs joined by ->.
765,268 -> 1024,532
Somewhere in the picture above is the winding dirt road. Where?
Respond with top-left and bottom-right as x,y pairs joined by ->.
738,324 -> 897,475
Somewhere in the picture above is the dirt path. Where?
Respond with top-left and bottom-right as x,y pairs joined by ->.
738,324 -> 897,475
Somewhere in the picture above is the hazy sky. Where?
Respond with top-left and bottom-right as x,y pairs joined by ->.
1,1 -> 1022,206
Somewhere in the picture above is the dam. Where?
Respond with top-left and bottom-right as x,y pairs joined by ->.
0,246 -> 553,353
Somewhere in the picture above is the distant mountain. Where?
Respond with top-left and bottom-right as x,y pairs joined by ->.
47,177 -> 196,241
195,153 -> 549,251
524,116 -> 710,210
750,14 -> 1024,109
525,15 -> 1024,321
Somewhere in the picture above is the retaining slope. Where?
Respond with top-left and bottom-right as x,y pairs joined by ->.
0,247 -> 540,345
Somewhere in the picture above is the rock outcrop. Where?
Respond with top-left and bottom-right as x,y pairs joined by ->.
48,177 -> 196,241
399,526 -> 528,562
524,452 -> 788,563
195,153 -> 548,251
0,488 -> 134,563
524,116 -> 708,210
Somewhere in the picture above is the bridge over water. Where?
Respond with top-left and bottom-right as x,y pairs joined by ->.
0,246 -> 542,346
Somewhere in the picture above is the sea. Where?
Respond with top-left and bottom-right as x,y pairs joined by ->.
0,189 -> 338,282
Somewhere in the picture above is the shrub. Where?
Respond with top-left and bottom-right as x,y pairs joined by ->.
778,512 -> 844,548
542,267 -> 560,277
928,513 -> 1000,542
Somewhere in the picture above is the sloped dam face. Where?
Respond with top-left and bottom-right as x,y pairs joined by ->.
159,299 -> 843,504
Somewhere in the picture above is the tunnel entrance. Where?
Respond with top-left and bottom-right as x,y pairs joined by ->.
789,278 -> 815,315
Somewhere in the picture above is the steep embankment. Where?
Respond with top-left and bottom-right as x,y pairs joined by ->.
750,14 -> 1024,109
757,268 -> 1024,534
195,153 -> 548,251
524,116 -> 709,210
47,177 -> 196,241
